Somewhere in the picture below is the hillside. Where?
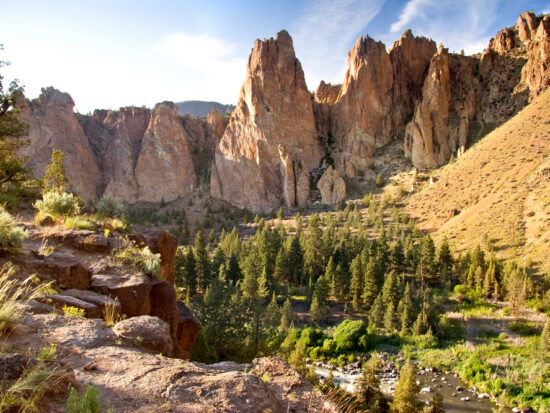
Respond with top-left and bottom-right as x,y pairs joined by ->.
406,88 -> 550,273
175,100 -> 235,117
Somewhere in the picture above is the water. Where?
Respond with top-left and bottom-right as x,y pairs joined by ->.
313,365 -> 511,413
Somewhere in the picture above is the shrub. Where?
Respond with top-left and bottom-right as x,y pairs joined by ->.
66,383 -> 102,413
33,191 -> 81,219
110,238 -> 161,277
38,343 -> 58,361
0,193 -> 19,210
96,195 -> 126,219
0,207 -> 28,253
64,216 -> 95,230
63,305 -> 85,317
332,319 -> 367,352
375,174 -> 383,187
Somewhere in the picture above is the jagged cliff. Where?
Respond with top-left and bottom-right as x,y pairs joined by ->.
210,30 -> 322,212
22,88 -> 226,204
19,11 -> 550,211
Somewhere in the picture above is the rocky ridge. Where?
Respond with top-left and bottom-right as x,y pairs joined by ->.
210,30 -> 323,213
19,11 -> 550,213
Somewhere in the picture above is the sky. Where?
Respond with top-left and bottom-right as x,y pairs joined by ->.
1,0 -> 549,113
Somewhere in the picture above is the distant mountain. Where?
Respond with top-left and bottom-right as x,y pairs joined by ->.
175,101 -> 235,117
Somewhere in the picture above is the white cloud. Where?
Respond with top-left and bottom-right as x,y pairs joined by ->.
292,0 -> 386,90
390,0 -> 436,33
158,32 -> 247,104
383,0 -> 500,55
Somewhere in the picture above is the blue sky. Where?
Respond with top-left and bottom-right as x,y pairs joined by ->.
2,0 -> 549,112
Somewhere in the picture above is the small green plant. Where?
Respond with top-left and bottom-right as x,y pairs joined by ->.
37,239 -> 55,256
42,149 -> 69,194
260,372 -> 270,383
0,206 -> 28,253
62,305 -> 85,317
375,174 -> 383,187
110,238 -> 161,277
33,191 -> 81,220
96,195 -> 126,219
64,216 -> 95,230
103,297 -> 124,327
133,336 -> 144,347
66,383 -> 102,413
38,343 -> 57,361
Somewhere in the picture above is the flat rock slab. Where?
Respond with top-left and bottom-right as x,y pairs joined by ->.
63,288 -> 121,318
50,230 -> 113,253
14,252 -> 91,290
23,314 -> 116,349
49,294 -> 101,319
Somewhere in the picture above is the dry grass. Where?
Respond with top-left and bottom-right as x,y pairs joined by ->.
405,88 -> 550,274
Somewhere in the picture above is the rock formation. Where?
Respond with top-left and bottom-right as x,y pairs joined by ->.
134,102 -> 196,203
19,87 -> 102,202
317,165 -> 346,205
210,30 -> 322,212
325,31 -> 435,177
23,88 -> 226,205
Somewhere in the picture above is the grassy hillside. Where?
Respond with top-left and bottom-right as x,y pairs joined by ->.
406,88 -> 550,274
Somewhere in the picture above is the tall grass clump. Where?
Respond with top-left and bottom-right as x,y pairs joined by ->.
0,264 -> 51,336
66,383 -> 102,413
33,191 -> 81,221
0,206 -> 28,253
0,364 -> 69,412
96,195 -> 125,219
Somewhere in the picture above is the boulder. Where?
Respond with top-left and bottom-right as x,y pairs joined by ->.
176,301 -> 200,360
90,274 -> 151,318
113,316 -> 173,355
211,30 -> 322,212
317,166 -> 346,205
14,252 -> 92,290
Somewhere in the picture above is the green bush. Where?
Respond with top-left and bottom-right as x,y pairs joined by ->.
33,191 -> 81,219
96,195 -> 125,219
0,207 -> 28,253
66,383 -> 102,413
110,238 -> 161,277
332,319 -> 367,352
65,216 -> 95,230
509,320 -> 540,336
0,194 -> 19,210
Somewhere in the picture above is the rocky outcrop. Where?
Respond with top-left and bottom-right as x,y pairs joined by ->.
404,47 -> 477,168
317,165 -> 346,205
520,14 -> 550,98
176,301 -> 200,359
77,106 -> 150,203
24,89 -> 226,206
313,81 -> 340,141
325,31 -> 435,176
19,87 -> 102,202
134,102 -> 196,203
211,30 -> 322,212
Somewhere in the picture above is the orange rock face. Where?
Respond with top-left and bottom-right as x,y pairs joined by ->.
20,88 -> 102,202
211,30 -> 322,212
135,102 -> 196,203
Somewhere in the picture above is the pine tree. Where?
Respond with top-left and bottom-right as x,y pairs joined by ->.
349,255 -> 363,312
381,271 -> 401,310
362,260 -> 379,310
183,246 -> 197,295
540,318 -> 550,360
370,293 -> 384,329
437,237 -> 453,275
42,149 -> 69,193
208,229 -> 217,244
309,296 -> 327,325
483,261 -> 496,298
391,359 -> 420,413
274,246 -> 290,283
384,302 -> 398,333
355,355 -> 384,410
226,253 -> 242,285
194,230 -> 210,291
399,283 -> 413,335
241,268 -> 257,300
420,235 -> 436,278
425,392 -> 445,413
304,214 -> 324,279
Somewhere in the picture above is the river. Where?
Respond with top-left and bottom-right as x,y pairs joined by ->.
312,364 -> 512,413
